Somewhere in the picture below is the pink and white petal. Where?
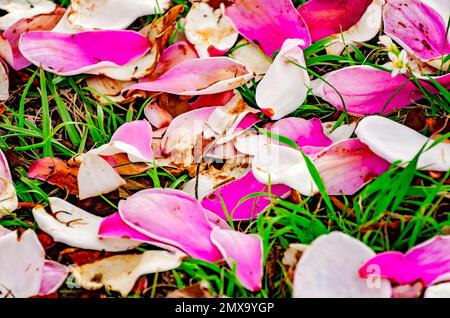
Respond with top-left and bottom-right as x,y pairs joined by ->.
127,57 -> 253,95
92,120 -> 154,163
66,0 -> 171,30
322,121 -> 357,142
298,0 -> 373,42
269,117 -> 333,148
144,103 -> 174,129
256,39 -> 310,120
314,139 -> 390,195
229,39 -> 271,80
211,229 -> 263,292
360,236 -> 450,286
19,30 -> 151,76
293,232 -> 392,298
39,261 -> 68,296
356,116 -> 450,171
424,283 -> 450,298
0,230 -> 45,298
188,90 -> 235,109
119,188 -> 223,262
383,0 -> 450,61
76,153 -> 126,200
0,0 -> 56,30
326,0 -> 383,56
32,197 -> 140,252
0,149 -> 18,217
224,0 -> 311,57
201,171 -> 291,221
185,2 -> 238,58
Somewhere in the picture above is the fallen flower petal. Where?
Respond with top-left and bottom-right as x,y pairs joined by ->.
224,0 -> 311,57
424,283 -> 450,298
39,261 -> 68,296
356,115 -> 450,171
85,76 -> 140,105
144,103 -> 174,129
322,121 -> 357,142
32,197 -> 140,252
229,39 -> 271,80
293,232 -> 392,298
70,250 -> 185,297
211,229 -> 263,292
0,149 -> 18,217
0,0 -> 56,30
0,60 -> 7,100
188,90 -> 235,109
256,39 -> 310,120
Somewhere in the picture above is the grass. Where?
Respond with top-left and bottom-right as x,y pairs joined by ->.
0,1 -> 449,299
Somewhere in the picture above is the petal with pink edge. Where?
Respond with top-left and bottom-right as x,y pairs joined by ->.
211,229 -> 263,292
188,90 -> 235,109
0,0 -> 56,30
383,0 -> 450,61
293,232 -> 392,298
256,39 -> 310,120
359,235 -> 450,286
32,197 -> 140,252
39,261 -> 68,296
224,0 -> 311,57
19,30 -> 151,76
356,115 -> 450,171
127,57 -> 253,95
119,188 -> 223,262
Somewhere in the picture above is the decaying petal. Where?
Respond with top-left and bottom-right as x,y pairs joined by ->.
229,39 -> 271,80
70,250 -> 185,297
293,232 -> 392,298
224,0 -> 311,57
85,76 -> 140,105
256,39 -> 310,120
0,149 -> 18,217
39,261 -> 68,296
356,115 -> 450,171
211,229 -> 263,292
119,189 -> 223,262
185,2 -> 238,57
0,0 -> 56,30
127,57 -> 253,95
32,197 -> 140,252
360,235 -> 450,286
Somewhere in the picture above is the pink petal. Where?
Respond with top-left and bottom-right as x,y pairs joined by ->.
39,260 -> 68,296
127,57 -> 253,95
201,171 -> 291,221
298,0 -> 373,42
144,103 -> 174,129
119,189 -> 223,262
19,30 -> 151,76
384,0 -> 450,60
360,236 -> 450,286
268,117 -> 333,148
224,0 -> 311,57
211,229 -> 263,292
189,91 -> 235,109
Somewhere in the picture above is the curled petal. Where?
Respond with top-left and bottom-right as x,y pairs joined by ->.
70,250 -> 185,297
32,197 -> 140,252
185,2 -> 238,58
119,189 -> 223,262
39,261 -> 68,296
293,232 -> 392,298
0,0 -> 56,30
360,235 -> 450,286
322,121 -> 357,142
356,115 -> 450,171
211,229 -> 263,292
256,39 -> 310,120
127,57 -> 253,95
224,0 -> 311,57
19,30 -> 151,76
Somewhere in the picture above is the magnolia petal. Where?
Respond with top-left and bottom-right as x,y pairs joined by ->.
234,132 -> 271,156
211,229 -> 263,292
360,236 -> 450,286
256,39 -> 309,120
0,149 -> 18,217
201,171 -> 291,221
0,61 -> 7,101
127,57 -> 253,95
424,283 -> 450,298
185,2 -> 238,58
119,189 -> 223,262
85,75 -> 139,105
224,0 -> 311,57
314,139 -> 390,195
298,0 -> 373,42
0,0 -> 56,30
0,230 -> 44,298
39,261 -> 68,296
67,0 -> 171,30
144,103 -> 174,129
77,153 -> 126,200
383,0 -> 450,61
356,115 -> 450,171
293,232 -> 392,298
19,30 -> 151,76
322,121 -> 357,142
70,250 -> 185,297
229,39 -> 271,80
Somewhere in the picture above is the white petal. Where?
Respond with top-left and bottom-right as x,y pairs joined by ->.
230,39 -> 271,80
322,121 -> 357,142
256,39 -> 310,120
32,197 -> 140,252
424,283 -> 450,298
0,0 -> 56,30
355,115 -> 450,171
0,61 -> 9,101
234,131 -> 271,156
293,232 -> 392,298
